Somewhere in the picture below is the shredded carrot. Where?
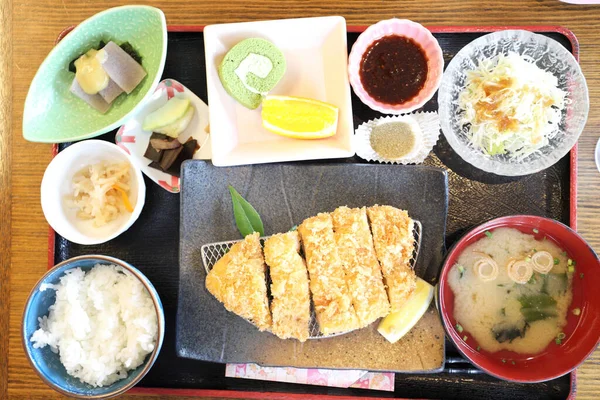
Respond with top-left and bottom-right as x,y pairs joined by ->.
112,185 -> 134,213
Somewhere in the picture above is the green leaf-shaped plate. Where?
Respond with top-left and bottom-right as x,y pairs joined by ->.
23,5 -> 167,143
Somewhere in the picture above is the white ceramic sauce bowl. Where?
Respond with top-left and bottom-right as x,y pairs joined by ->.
41,140 -> 145,245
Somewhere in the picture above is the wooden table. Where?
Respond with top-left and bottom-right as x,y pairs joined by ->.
2,0 -> 600,398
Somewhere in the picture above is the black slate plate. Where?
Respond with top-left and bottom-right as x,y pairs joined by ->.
177,162 -> 448,370
53,29 -> 574,398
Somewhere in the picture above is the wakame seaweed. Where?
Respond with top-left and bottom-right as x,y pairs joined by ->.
518,293 -> 558,323
518,293 -> 556,309
68,40 -> 141,73
541,272 -> 568,297
492,321 -> 529,343
119,42 -> 142,64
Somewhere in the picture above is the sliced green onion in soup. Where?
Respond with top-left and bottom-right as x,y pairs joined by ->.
507,259 -> 534,284
531,251 -> 554,274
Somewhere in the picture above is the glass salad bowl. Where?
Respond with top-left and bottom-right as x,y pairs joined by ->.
438,30 -> 588,176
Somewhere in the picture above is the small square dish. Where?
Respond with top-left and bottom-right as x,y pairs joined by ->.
204,16 -> 354,167
115,79 -> 210,193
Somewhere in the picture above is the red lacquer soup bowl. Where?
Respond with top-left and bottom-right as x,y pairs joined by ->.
438,215 -> 600,383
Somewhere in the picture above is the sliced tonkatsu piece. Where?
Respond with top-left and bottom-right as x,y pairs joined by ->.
298,213 -> 359,335
332,206 -> 390,327
367,205 -> 417,312
205,232 -> 272,331
264,231 -> 311,342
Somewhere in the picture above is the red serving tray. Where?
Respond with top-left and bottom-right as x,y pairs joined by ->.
48,24 -> 579,399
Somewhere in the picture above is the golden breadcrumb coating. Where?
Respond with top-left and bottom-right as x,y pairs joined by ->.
298,213 -> 360,335
264,231 -> 311,342
367,205 -> 417,312
205,232 -> 272,331
332,206 -> 390,327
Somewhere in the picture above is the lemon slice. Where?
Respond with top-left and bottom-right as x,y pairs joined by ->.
377,277 -> 434,344
261,95 -> 339,139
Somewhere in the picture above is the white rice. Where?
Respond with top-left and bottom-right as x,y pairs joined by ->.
31,264 -> 158,387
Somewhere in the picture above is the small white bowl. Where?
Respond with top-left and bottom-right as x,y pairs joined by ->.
41,140 -> 145,245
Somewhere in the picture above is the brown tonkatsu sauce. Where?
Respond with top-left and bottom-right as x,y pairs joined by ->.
359,35 -> 428,105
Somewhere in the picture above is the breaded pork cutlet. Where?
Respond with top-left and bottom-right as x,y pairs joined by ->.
298,213 -> 360,335
332,206 -> 390,327
264,231 -> 311,342
205,232 -> 272,331
367,205 -> 417,312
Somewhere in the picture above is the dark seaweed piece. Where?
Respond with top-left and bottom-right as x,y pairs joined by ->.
144,143 -> 163,162
119,41 -> 142,64
492,321 -> 529,343
68,40 -> 107,73
148,161 -> 163,172
159,146 -> 185,172
164,139 -> 198,177
148,138 -> 199,177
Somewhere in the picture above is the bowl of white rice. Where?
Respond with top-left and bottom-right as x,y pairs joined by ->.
22,255 -> 164,398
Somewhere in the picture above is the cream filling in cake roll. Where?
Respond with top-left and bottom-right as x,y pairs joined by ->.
367,205 -> 417,312
298,213 -> 359,335
332,206 -> 390,327
205,232 -> 272,331
264,231 -> 311,342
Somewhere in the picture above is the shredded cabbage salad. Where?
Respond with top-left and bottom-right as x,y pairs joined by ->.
458,52 -> 566,160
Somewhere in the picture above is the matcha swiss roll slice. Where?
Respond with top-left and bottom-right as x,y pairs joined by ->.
218,38 -> 286,109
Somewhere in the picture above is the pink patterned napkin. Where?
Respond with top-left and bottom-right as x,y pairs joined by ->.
225,363 -> 395,391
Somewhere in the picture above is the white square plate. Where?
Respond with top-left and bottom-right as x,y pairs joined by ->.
204,16 -> 354,166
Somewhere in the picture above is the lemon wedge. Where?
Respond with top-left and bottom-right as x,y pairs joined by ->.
261,95 -> 339,139
377,277 -> 434,344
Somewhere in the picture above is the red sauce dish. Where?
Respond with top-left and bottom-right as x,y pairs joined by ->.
438,215 -> 600,382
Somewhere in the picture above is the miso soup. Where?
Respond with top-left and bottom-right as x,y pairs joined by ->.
448,227 -> 573,354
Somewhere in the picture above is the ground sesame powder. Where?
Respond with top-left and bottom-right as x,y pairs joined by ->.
369,122 -> 416,160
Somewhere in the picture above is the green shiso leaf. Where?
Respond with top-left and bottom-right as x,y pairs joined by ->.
229,185 -> 264,238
